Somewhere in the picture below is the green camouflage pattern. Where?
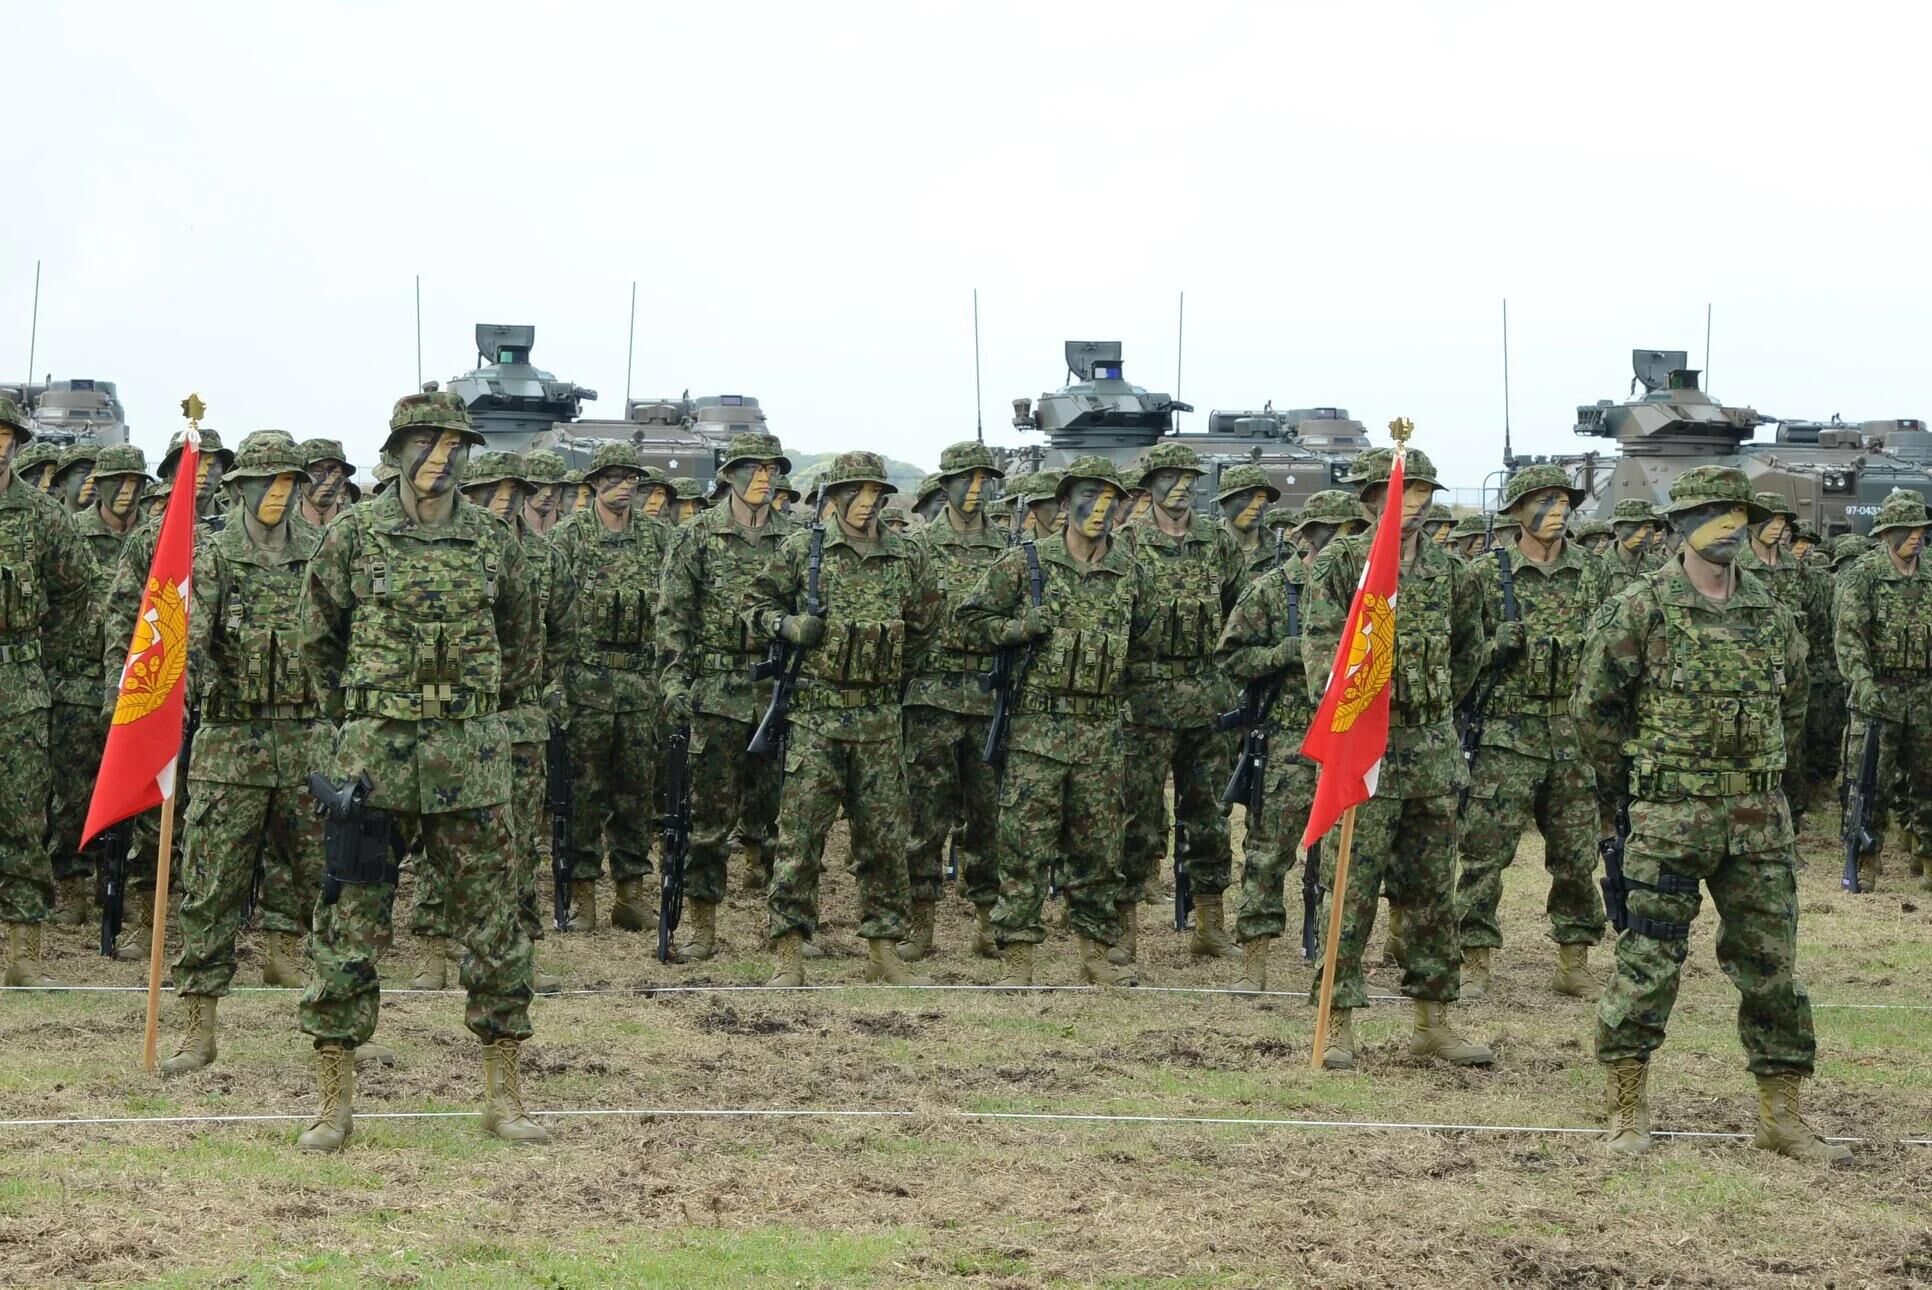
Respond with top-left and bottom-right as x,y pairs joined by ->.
818,450 -> 897,491
384,390 -> 480,446
1831,543 -> 1932,860
174,781 -> 324,996
1213,463 -> 1278,503
521,449 -> 567,485
1140,441 -> 1204,475
1609,499 -> 1658,524
937,440 -> 1001,477
300,438 -> 350,468
466,451 -> 529,487
721,432 -> 791,473
1309,791 -> 1462,1009
1343,446 -> 1439,490
1500,463 -> 1584,510
1053,456 -> 1123,495
226,439 -> 309,483
1658,464 -> 1766,519
767,725 -> 913,942
1867,487 -> 1931,535
0,394 -> 32,438
90,444 -> 150,480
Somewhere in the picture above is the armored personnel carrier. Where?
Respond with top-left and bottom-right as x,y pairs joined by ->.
1553,349 -> 1932,536
445,324 -> 599,452
0,378 -> 130,447
1004,341 -> 1371,511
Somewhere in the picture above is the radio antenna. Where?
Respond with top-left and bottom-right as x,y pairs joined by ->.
414,275 -> 423,389
624,280 -> 638,407
1174,290 -> 1186,432
25,260 -> 41,400
972,288 -> 984,443
1501,297 -> 1513,468
1704,302 -> 1713,393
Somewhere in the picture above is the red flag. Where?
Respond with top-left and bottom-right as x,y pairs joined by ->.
1298,449 -> 1405,849
81,432 -> 200,846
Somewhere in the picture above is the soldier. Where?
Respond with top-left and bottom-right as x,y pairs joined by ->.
1834,489 -> 1932,892
519,450 -> 567,536
1118,444 -> 1247,964
12,440 -> 60,495
771,474 -> 800,516
1455,464 -> 1613,1000
1790,524 -> 1824,566
1012,470 -> 1064,541
0,397 -> 94,987
671,477 -> 706,525
1737,493 -> 1831,804
1263,506 -> 1295,543
559,469 -> 591,519
1302,446 -> 1493,1071
1421,503 -> 1455,549
1220,464 -> 1284,590
140,477 -> 173,521
1447,513 -> 1489,560
1118,464 -> 1154,528
545,445 -> 671,936
1216,489 -> 1368,992
1605,498 -> 1667,589
1573,518 -> 1615,557
1577,466 -> 1844,1163
911,474 -> 948,525
297,390 -> 545,1151
901,442 -> 1007,960
959,456 -> 1155,988
298,439 -> 354,528
750,451 -> 939,986
53,444 -> 101,514
159,440 -> 330,1072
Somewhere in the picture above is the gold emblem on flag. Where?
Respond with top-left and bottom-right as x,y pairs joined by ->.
1331,592 -> 1395,733
113,577 -> 188,726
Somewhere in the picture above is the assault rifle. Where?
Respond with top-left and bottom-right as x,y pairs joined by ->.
1218,574 -> 1297,817
1842,718 -> 1881,894
659,724 -> 692,962
1172,822 -> 1193,931
95,821 -> 133,958
1597,800 -> 1633,932
1300,838 -> 1321,960
547,725 -> 573,931
1458,547 -> 1518,809
980,539 -> 1045,768
749,522 -> 825,756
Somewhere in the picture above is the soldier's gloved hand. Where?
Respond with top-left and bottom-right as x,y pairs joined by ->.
1491,620 -> 1528,662
999,606 -> 1052,645
1848,679 -> 1882,716
661,687 -> 693,726
778,613 -> 826,647
1259,638 -> 1299,674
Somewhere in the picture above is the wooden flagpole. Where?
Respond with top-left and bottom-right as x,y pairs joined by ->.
1308,805 -> 1358,1070
141,790 -> 178,1073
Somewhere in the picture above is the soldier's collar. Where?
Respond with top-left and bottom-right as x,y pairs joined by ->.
1656,557 -> 1774,607
1037,531 -> 1136,573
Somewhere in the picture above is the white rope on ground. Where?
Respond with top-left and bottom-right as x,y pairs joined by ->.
0,1104 -> 1924,1146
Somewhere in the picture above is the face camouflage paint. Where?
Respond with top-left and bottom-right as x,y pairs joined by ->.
947,469 -> 989,517
1301,522 -> 1340,555
594,470 -> 639,515
406,430 -> 466,497
1146,470 -> 1192,515
248,472 -> 297,526
1521,490 -> 1570,542
1124,491 -> 1152,524
105,475 -> 141,517
1067,481 -> 1118,539
194,456 -> 227,504
526,483 -> 559,518
0,436 -> 17,476
1754,515 -> 1788,547
1679,504 -> 1749,565
306,461 -> 347,507
30,462 -> 56,492
730,461 -> 775,507
481,479 -> 523,520
675,497 -> 701,524
1223,489 -> 1266,531
840,482 -> 885,530
1790,535 -> 1814,558
75,473 -> 98,509
1886,526 -> 1927,562
1617,523 -> 1650,554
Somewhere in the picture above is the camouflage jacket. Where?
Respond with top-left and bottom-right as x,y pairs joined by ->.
1735,541 -> 1832,682
1124,513 -> 1245,729
1576,557 -> 1806,803
300,490 -> 538,814
500,522 -> 577,743
1231,527 -> 1285,592
748,522 -> 939,742
186,516 -> 328,788
1469,538 -> 1611,761
548,507 -> 665,714
1216,556 -> 1314,756
656,502 -> 798,724
1603,542 -> 1667,593
59,507 -> 137,707
0,474 -> 95,722
905,513 -> 1008,718
1303,529 -> 1483,799
957,532 -> 1159,765
1833,546 -> 1932,704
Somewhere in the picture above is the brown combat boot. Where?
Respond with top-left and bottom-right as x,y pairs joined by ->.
1108,901 -> 1138,966
672,900 -> 719,963
767,932 -> 805,986
1552,944 -> 1602,1000
971,907 -> 999,959
530,950 -> 562,995
1460,946 -> 1492,1000
1319,1008 -> 1357,1071
1080,936 -> 1138,987
1409,1000 -> 1495,1066
1188,892 -> 1239,960
564,880 -> 597,933
1603,1059 -> 1652,1155
3,923 -> 60,988
610,878 -> 656,932
865,937 -> 933,986
1752,1073 -> 1852,1165
407,936 -> 449,990
740,841 -> 771,891
481,1038 -> 552,1143
50,875 -> 88,927
296,1045 -> 354,1152
896,900 -> 937,962
1383,904 -> 1409,969
1231,936 -> 1271,994
800,935 -> 826,959
160,994 -> 219,1075
355,1039 -> 397,1067
261,931 -> 304,987
994,941 -> 1034,989
114,890 -> 155,963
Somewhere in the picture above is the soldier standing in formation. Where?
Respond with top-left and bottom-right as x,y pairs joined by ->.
53,444 -> 100,514
1302,447 -> 1493,1071
1735,493 -> 1830,805
298,439 -> 354,529
959,457 -> 1153,988
901,442 -> 1007,960
751,451 -> 938,987
1454,465 -> 1611,1000
298,391 -> 544,1151
1577,466 -> 1843,1163
1604,498 -> 1666,589
160,439 -> 330,1071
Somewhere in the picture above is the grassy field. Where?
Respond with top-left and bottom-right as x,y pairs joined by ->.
1,815 -> 1928,1288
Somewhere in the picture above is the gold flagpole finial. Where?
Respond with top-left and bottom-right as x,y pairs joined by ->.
180,394 -> 205,428
1388,417 -> 1414,447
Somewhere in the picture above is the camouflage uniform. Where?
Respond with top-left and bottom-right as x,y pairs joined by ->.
173,442 -> 329,1000
54,444 -> 100,514
11,441 -> 61,498
1420,502 -> 1455,550
1735,493 -> 1831,798
655,434 -> 796,915
1604,498 -> 1668,591
1455,465 -> 1611,994
297,438 -> 354,529
0,397 -> 95,985
903,443 -> 1006,929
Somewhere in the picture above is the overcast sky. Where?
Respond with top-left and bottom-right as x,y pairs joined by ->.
10,2 -> 1930,487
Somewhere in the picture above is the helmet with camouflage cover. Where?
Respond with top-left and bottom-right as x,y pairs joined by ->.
13,440 -> 59,478
382,389 -> 483,452
585,441 -> 648,479
1054,455 -> 1125,498
236,430 -> 296,455
914,473 -> 945,507
0,394 -> 33,443
1215,463 -> 1281,504
720,431 -> 791,474
1293,489 -> 1370,532
226,438 -> 311,483
1141,441 -> 1205,477
1659,465 -> 1769,523
1867,488 -> 1932,536
465,451 -> 530,487
1002,471 -> 1034,501
1118,463 -> 1146,491
1342,446 -> 1441,492
1028,469 -> 1064,502
1832,532 -> 1874,565
521,449 -> 567,485
1753,491 -> 1798,522
1501,462 -> 1586,511
671,476 -> 705,500
161,427 -> 235,476
1609,498 -> 1658,526
774,473 -> 800,501
300,437 -> 351,470
819,451 -> 898,493
935,440 -> 1001,479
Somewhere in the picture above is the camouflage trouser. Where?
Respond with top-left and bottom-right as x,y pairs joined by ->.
1804,673 -> 1844,792
174,781 -> 325,996
1596,791 -> 1816,1076
1307,791 -> 1461,1011
47,702 -> 104,881
1848,706 -> 1932,867
902,705 -> 998,907
1235,752 -> 1315,942
511,738 -> 545,941
566,706 -> 657,883
687,710 -> 783,906
993,724 -> 1126,947
767,727 -> 910,942
1121,722 -> 1235,897
300,804 -> 533,1048
0,710 -> 52,925
1456,747 -> 1605,950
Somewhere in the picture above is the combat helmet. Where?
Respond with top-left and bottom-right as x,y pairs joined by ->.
1054,455 -> 1125,498
1343,445 -> 1441,492
913,473 -> 945,508
90,444 -> 152,486
521,449 -> 568,486
586,442 -> 648,479
1659,465 -> 1769,522
721,432 -> 791,474
1867,488 -> 1932,536
819,451 -> 898,493
466,451 -> 531,487
0,394 -> 33,444
1424,502 -> 1455,524
160,427 -> 235,477
383,390 -> 483,452
1293,489 -> 1371,532
935,440 -> 1001,480
13,440 -> 59,484
1142,441 -> 1206,478
1264,506 -> 1295,531
1029,469 -> 1064,502
1753,491 -> 1799,522
300,438 -> 352,471
226,438 -> 311,483
1609,498 -> 1658,526
1501,462 -> 1586,511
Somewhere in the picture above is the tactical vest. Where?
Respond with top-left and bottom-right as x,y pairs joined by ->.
796,544 -> 909,697
1867,571 -> 1932,676
1023,561 -> 1136,713
1137,524 -> 1223,678
1391,557 -> 1456,728
204,532 -> 316,721
694,513 -> 793,673
572,518 -> 665,672
341,512 -> 504,720
1631,588 -> 1787,796
1487,552 -> 1590,718
0,502 -> 46,658
921,530 -> 1005,675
